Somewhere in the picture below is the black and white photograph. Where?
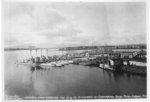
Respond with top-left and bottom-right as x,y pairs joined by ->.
2,0 -> 148,100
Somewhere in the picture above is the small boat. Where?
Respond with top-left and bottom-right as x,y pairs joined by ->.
79,62 -> 87,65
41,61 -> 65,68
50,62 -> 57,66
55,63 -> 63,67
99,63 -> 115,71
79,61 -> 96,66
60,60 -> 69,65
40,62 -> 56,69
64,60 -> 69,65
99,64 -> 104,68
68,60 -> 73,64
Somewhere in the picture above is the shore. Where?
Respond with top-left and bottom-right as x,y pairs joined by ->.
15,46 -> 147,75
122,65 -> 146,75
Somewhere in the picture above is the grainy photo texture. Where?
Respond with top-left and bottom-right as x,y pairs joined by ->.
3,1 -> 147,100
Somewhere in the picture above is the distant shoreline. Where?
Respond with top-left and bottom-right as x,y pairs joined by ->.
4,48 -> 58,51
59,44 -> 146,51
4,44 -> 146,51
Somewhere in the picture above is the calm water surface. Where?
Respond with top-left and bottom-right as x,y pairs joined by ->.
4,50 -> 146,98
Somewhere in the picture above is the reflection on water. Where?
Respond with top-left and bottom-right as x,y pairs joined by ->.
5,50 -> 146,98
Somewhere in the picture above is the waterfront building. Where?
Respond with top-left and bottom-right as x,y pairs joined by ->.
109,52 -> 120,59
120,52 -> 133,59
134,50 -> 146,58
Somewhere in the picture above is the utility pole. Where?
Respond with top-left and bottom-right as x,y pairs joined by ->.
41,49 -> 42,57
47,49 -> 48,57
36,49 -> 37,57
30,49 -> 32,57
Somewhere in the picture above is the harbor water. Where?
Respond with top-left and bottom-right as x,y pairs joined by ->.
4,49 -> 146,98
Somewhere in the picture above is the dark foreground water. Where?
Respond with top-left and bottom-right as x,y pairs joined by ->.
4,50 -> 146,99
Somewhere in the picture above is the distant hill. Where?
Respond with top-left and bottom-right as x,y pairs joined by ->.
4,44 -> 146,51
4,48 -> 29,51
59,44 -> 146,51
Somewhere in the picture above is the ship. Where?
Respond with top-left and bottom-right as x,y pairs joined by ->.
99,63 -> 115,71
99,58 -> 123,71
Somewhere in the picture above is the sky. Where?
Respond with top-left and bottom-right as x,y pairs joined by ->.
3,1 -> 146,48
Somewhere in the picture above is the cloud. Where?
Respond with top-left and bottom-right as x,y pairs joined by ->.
33,7 -> 67,30
3,2 -> 146,48
4,2 -> 83,47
